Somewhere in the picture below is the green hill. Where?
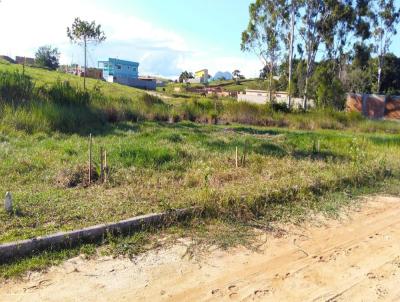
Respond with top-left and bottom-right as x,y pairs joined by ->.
0,60 -> 144,100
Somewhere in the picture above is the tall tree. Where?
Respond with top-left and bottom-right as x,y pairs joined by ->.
35,45 -> 60,70
178,71 -> 194,83
67,18 -> 106,90
298,0 -> 353,109
370,0 -> 400,93
287,1 -> 296,108
232,69 -> 242,84
277,0 -> 302,108
242,0 -> 282,102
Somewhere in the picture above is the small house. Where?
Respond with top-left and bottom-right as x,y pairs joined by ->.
188,69 -> 209,84
98,58 -> 155,90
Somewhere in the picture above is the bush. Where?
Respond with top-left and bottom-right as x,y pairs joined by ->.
271,102 -> 290,113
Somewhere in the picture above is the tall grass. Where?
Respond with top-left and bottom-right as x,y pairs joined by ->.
0,71 -> 104,133
0,70 -> 399,135
0,71 -> 34,104
43,80 -> 90,106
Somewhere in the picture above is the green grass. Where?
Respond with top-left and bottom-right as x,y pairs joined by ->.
1,60 -> 400,279
2,62 -> 400,135
1,121 -> 399,244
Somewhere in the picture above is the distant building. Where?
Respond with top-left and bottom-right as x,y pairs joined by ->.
58,65 -> 103,80
98,58 -> 156,90
98,58 -> 139,82
15,56 -> 35,65
189,69 -> 209,84
238,89 -> 269,104
238,89 -> 313,109
86,68 -> 103,80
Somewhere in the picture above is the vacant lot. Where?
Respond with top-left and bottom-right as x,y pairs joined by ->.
1,121 -> 400,244
1,61 -> 400,279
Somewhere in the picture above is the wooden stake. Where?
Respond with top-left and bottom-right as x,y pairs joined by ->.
235,146 -> 238,168
89,134 -> 92,184
100,147 -> 104,183
317,140 -> 320,153
104,149 -> 108,183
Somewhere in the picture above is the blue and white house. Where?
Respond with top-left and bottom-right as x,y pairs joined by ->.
98,58 -> 156,90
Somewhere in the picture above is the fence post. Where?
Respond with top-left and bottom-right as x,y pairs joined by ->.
104,149 -> 108,183
235,146 -> 238,168
100,147 -> 104,183
89,134 -> 92,184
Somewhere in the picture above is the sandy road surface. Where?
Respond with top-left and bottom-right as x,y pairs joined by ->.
1,196 -> 400,302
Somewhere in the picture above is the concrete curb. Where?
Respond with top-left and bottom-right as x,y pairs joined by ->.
0,208 -> 195,263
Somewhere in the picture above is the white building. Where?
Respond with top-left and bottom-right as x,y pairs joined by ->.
237,89 -> 269,104
238,89 -> 314,109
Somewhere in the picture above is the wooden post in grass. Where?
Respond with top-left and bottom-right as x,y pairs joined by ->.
88,133 -> 92,184
100,147 -> 104,183
104,149 -> 108,183
317,140 -> 320,153
235,146 -> 238,168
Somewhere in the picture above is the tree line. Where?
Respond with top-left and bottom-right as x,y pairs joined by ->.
241,0 -> 400,109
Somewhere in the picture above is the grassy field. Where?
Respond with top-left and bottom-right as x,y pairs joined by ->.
1,61 -> 400,278
1,120 -> 399,244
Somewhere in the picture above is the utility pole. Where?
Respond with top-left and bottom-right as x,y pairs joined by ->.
84,36 -> 87,90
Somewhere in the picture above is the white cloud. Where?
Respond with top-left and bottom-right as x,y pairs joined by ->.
0,0 -> 262,78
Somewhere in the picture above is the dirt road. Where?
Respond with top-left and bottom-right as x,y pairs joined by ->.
1,196 -> 400,301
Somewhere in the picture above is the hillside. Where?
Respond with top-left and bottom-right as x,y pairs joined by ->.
0,60 -> 144,100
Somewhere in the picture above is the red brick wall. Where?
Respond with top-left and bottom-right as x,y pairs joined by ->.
385,96 -> 400,119
346,94 -> 397,119
365,95 -> 386,119
346,94 -> 363,112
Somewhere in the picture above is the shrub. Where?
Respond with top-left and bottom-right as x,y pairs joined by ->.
271,102 -> 290,113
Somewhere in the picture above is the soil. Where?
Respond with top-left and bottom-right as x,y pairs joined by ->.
1,195 -> 400,301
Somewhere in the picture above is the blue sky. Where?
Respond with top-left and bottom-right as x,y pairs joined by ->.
0,0 -> 399,79
125,0 -> 252,55
0,0 -> 260,78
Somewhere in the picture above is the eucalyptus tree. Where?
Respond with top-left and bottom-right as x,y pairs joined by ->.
178,71 -> 194,83
370,0 -> 400,93
325,1 -> 354,81
277,0 -> 303,108
298,0 -> 354,109
241,0 -> 283,102
67,18 -> 106,90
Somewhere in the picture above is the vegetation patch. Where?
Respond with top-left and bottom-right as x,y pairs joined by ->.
55,164 -> 99,188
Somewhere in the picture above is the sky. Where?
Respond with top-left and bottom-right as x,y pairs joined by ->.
0,0 -> 399,79
0,0 -> 261,78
